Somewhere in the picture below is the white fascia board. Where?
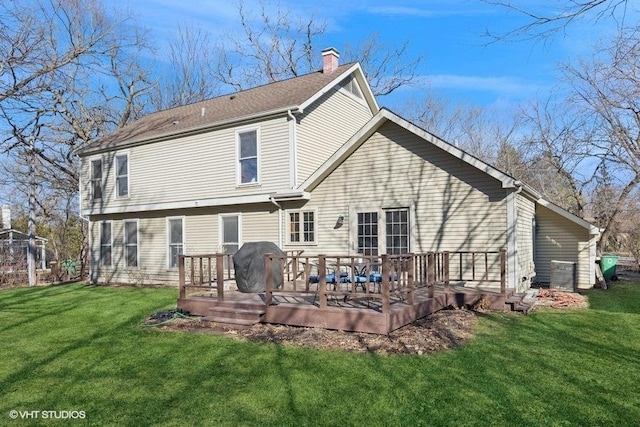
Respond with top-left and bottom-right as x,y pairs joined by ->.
82,192 -> 286,216
299,64 -> 379,114
537,198 -> 600,235
300,109 -> 516,192
76,106 -> 298,157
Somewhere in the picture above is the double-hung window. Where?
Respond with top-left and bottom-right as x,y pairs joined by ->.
288,211 -> 316,244
237,129 -> 259,184
100,221 -> 112,266
91,159 -> 103,200
116,154 -> 129,198
168,217 -> 184,269
124,220 -> 138,268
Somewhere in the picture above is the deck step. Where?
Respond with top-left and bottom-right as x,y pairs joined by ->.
201,316 -> 257,329
206,306 -> 265,322
505,291 -> 536,314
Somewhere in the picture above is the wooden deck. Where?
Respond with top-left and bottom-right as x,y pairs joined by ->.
177,251 -> 514,334
178,284 -> 510,334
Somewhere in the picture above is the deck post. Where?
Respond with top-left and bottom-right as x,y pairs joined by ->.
190,257 -> 195,286
500,248 -> 507,295
318,255 -> 327,309
304,257 -> 311,291
443,251 -> 450,294
407,254 -> 414,305
265,253 -> 273,306
216,254 -> 225,301
427,252 -> 435,299
382,254 -> 390,314
291,254 -> 298,291
178,255 -> 185,299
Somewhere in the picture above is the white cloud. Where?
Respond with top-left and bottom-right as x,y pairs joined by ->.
365,6 -> 488,18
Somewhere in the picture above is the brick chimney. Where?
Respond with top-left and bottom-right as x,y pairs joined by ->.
322,47 -> 340,74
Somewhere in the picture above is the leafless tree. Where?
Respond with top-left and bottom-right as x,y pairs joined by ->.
151,25 -> 221,110
0,0 -> 154,283
343,34 -> 422,97
211,0 -> 324,92
206,0 -> 421,98
481,0 -> 632,41
518,26 -> 640,247
564,26 -> 640,246
405,95 -> 522,168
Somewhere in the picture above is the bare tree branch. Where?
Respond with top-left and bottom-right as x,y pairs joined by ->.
482,0 -> 630,41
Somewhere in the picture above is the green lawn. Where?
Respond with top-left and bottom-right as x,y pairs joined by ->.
1,282 -> 639,426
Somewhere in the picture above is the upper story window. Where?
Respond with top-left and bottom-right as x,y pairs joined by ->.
288,210 -> 316,244
91,159 -> 103,200
237,129 -> 259,185
116,154 -> 129,198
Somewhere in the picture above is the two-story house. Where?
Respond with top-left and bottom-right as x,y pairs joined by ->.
78,48 -> 600,292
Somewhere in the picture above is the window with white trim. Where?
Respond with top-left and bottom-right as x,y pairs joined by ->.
288,211 -> 316,244
168,217 -> 184,269
91,159 -> 103,200
357,212 -> 378,256
116,154 -> 129,198
100,221 -> 112,266
385,208 -> 409,255
124,220 -> 138,268
237,129 -> 259,184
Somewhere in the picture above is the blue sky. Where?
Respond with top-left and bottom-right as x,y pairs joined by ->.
112,1 -> 628,112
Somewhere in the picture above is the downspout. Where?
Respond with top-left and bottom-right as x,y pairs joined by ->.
507,181 -> 523,292
287,109 -> 299,189
270,196 -> 283,249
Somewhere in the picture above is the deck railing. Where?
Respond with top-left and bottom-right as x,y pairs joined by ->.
179,249 -> 507,310
178,250 -> 307,301
178,254 -> 231,300
263,249 -> 507,315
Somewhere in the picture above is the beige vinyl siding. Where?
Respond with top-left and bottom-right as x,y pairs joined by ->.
81,116 -> 290,213
286,121 -> 509,284
535,204 -> 593,289
296,86 -> 373,184
516,194 -> 536,291
89,205 -> 279,285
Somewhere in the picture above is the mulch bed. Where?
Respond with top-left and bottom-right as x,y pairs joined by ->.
533,289 -> 589,310
144,290 -> 589,355
146,308 -> 478,355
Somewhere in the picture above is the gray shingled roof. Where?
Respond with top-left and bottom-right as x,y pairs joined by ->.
78,63 -> 357,154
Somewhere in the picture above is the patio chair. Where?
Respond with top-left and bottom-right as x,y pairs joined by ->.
308,264 -> 339,305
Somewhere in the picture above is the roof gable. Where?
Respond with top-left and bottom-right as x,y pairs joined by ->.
300,108 -> 598,235
536,199 -> 600,235
77,63 -> 378,155
300,108 -> 519,192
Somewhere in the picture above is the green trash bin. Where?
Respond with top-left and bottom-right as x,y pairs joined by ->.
600,254 -> 619,281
